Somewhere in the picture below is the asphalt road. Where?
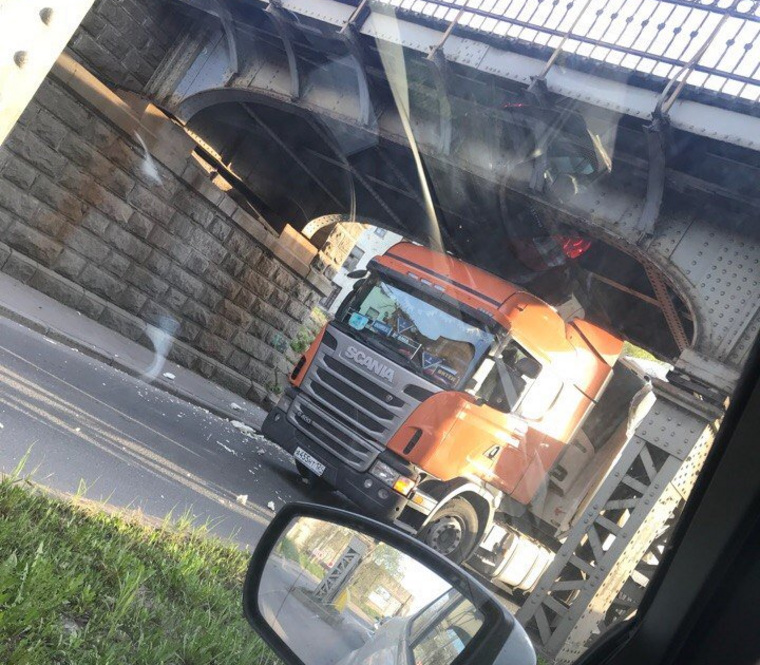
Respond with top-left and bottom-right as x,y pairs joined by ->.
0,316 -> 345,550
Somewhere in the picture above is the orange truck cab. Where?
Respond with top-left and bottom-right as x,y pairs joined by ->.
263,242 -> 626,569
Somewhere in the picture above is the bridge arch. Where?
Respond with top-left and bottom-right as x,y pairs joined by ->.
148,2 -> 759,382
302,214 -> 397,249
180,86 -> 705,364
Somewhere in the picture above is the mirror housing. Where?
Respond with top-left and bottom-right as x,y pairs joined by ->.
515,356 -> 541,380
346,269 -> 369,279
243,502 -> 535,665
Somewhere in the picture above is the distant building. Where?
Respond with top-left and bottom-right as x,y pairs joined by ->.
324,226 -> 404,313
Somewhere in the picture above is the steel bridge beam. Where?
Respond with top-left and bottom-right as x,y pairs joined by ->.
340,0 -> 375,129
516,382 -> 722,662
266,0 -> 300,100
276,0 -> 760,153
156,10 -> 760,371
177,0 -> 239,73
0,0 -> 96,145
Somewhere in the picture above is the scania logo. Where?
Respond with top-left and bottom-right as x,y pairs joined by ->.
344,346 -> 395,382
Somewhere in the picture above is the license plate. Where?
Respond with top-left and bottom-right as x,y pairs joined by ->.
294,447 -> 326,476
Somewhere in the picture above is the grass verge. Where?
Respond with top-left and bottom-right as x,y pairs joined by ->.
0,473 -> 277,665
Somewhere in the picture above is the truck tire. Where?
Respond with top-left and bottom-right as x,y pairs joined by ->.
418,497 -> 479,564
295,461 -> 333,492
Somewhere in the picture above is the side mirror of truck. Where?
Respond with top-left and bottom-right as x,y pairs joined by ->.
515,356 -> 541,380
243,502 -> 536,665
347,269 -> 369,279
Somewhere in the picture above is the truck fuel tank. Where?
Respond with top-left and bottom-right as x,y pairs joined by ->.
471,525 -> 554,592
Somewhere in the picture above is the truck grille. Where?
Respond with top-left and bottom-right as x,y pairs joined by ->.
287,326 -> 440,471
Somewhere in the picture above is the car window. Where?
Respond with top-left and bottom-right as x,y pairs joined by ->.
411,598 -> 485,665
409,589 -> 459,642
2,1 -> 759,664
518,370 -> 564,421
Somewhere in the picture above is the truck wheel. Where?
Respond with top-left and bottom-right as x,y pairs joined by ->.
418,498 -> 479,564
295,461 -> 333,492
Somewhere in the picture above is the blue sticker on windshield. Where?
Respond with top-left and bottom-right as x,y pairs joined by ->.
348,312 -> 369,330
422,351 -> 443,371
370,320 -> 393,336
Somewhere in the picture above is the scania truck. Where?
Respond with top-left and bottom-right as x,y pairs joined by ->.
262,242 -> 653,592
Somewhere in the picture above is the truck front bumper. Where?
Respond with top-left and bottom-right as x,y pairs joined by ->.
262,407 -> 413,521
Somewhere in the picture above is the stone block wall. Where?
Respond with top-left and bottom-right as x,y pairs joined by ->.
68,0 -> 195,92
0,71 -> 322,403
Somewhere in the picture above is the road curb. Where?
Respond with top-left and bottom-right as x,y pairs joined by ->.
0,305 -> 263,431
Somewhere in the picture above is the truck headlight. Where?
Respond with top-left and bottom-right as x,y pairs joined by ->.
370,461 -> 416,496
370,461 -> 397,485
392,476 -> 416,496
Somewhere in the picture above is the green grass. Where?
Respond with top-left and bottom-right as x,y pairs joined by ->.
0,473 -> 278,665
298,556 -> 325,582
277,536 -> 300,564
622,341 -> 659,362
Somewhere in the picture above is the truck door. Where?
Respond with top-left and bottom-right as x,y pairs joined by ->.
465,342 -> 545,495
509,369 -> 570,504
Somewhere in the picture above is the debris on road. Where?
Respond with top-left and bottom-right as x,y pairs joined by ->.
267,501 -> 276,511
257,448 -> 265,455
236,494 -> 248,506
230,402 -> 243,411
216,441 -> 238,456
162,372 -> 176,380
231,420 -> 256,436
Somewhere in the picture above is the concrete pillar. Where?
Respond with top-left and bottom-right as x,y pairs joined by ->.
0,0 -> 95,145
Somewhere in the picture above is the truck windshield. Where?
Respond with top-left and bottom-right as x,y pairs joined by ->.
338,277 -> 495,390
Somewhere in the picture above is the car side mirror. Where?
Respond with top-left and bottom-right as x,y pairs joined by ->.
515,357 -> 541,380
347,269 -> 369,279
243,502 -> 536,665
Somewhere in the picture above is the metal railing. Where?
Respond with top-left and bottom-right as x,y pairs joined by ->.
374,0 -> 760,103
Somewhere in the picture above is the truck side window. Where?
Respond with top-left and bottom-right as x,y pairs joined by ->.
518,371 -> 564,420
476,342 -> 540,413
